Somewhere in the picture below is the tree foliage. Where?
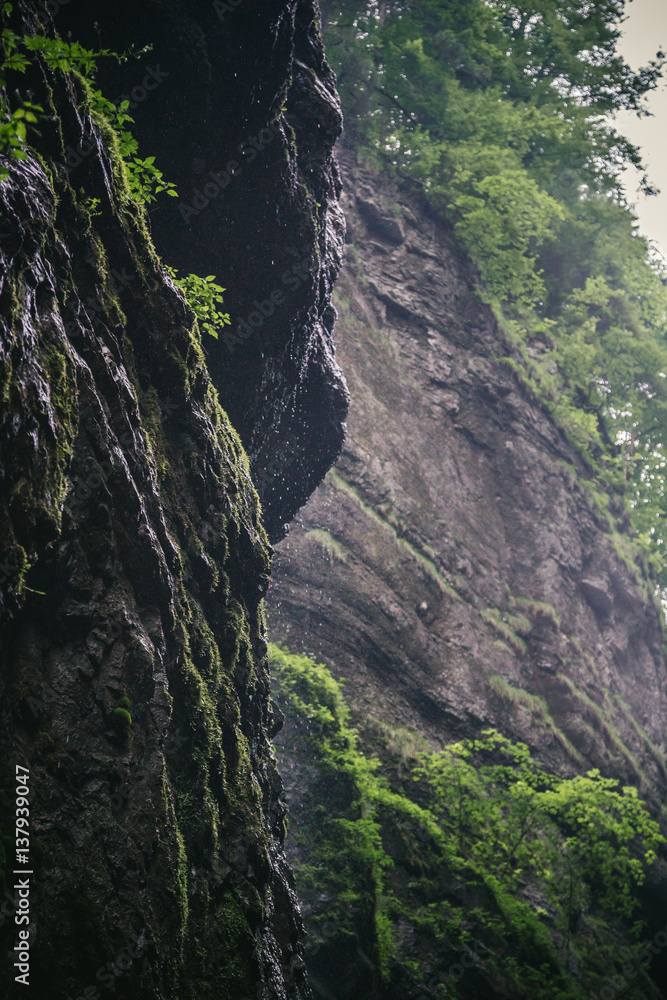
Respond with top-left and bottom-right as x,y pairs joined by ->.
417,730 -> 663,925
323,0 -> 667,587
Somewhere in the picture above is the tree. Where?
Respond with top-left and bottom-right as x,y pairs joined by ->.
323,0 -> 667,588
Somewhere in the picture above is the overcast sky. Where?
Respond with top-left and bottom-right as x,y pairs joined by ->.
616,0 -> 667,257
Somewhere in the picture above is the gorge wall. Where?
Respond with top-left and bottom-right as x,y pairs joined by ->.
4,3 -> 667,999
0,1 -> 345,997
55,0 -> 349,542
267,145 -> 667,999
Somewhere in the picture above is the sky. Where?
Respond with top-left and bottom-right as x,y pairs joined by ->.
616,0 -> 667,257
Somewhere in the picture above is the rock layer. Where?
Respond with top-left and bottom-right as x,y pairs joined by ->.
267,145 -> 667,995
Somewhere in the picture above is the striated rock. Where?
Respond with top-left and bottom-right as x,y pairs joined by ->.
580,577 -> 614,617
267,144 -> 667,996
269,145 -> 667,783
356,197 -> 405,245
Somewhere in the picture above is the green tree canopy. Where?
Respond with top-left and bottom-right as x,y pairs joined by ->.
323,0 -> 667,588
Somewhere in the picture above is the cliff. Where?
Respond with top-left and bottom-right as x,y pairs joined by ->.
0,2 -> 344,997
55,0 -> 349,542
267,144 -> 667,999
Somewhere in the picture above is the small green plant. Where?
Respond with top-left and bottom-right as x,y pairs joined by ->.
165,268 -> 231,339
89,91 -> 177,204
305,528 -> 348,562
79,193 -> 102,218
481,606 -> 529,654
0,7 -> 175,205
513,597 -> 562,629
1,6 -> 113,177
0,101 -> 41,179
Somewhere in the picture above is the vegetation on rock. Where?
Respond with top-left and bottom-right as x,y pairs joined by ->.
271,642 -> 666,999
323,0 -> 667,588
1,4 -> 233,342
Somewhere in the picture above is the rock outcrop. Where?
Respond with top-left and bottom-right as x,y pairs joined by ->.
0,1 -> 344,997
267,144 -> 667,998
56,0 -> 349,541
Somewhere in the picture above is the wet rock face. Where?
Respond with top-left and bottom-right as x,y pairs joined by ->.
268,143 -> 667,795
56,0 -> 349,541
0,1 -> 345,996
267,145 -> 667,997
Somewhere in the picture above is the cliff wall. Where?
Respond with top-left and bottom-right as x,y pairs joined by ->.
267,145 -> 667,999
0,2 -> 344,997
56,0 -> 349,541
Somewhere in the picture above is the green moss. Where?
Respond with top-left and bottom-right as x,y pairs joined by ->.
269,642 -> 398,980
481,607 -> 528,654
327,470 -> 459,598
112,707 -> 132,730
556,675 -> 650,789
0,41 -> 279,1000
611,694 -> 667,779
304,527 -> 348,562
609,531 -> 653,604
487,675 -> 583,764
366,718 -> 432,765
512,596 -> 562,629
211,894 -> 259,997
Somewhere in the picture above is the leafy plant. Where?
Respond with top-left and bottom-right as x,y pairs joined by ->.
269,643 -> 396,978
0,101 -> 41,180
89,90 -> 177,204
0,5 -> 175,205
417,730 -> 663,925
270,642 -> 665,998
1,3 -> 119,176
165,268 -> 231,339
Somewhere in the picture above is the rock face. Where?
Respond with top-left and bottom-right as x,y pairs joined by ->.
267,145 -> 667,996
269,145 -> 667,780
56,0 -> 349,541
0,2 -> 344,997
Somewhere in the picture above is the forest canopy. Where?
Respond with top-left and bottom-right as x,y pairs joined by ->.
322,0 -> 667,589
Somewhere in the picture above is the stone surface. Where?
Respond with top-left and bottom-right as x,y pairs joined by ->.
267,144 -> 667,995
0,1 -> 346,996
56,0 -> 349,540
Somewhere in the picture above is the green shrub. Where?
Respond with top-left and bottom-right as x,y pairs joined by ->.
165,269 -> 231,340
270,641 -> 664,997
